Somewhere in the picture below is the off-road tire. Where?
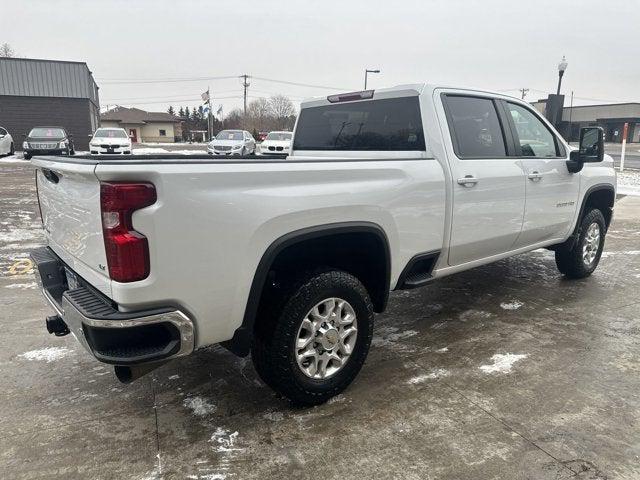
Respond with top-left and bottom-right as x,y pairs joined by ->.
555,208 -> 606,279
251,270 -> 374,406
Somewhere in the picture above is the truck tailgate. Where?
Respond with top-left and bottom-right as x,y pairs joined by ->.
32,158 -> 111,296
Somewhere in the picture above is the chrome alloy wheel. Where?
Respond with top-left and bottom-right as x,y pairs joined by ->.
295,297 -> 358,380
582,222 -> 601,266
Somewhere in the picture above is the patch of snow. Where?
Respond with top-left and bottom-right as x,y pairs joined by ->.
132,147 -> 207,155
168,374 -> 180,380
210,428 -> 243,453
183,396 -> 216,416
459,309 -> 492,321
371,326 -> 418,347
0,155 -> 28,163
262,411 -> 284,422
1,227 -> 42,243
4,282 -> 36,289
435,347 -> 449,353
479,353 -> 528,374
500,300 -> 524,310
618,170 -> 640,196
18,346 -> 72,363
327,394 -> 346,404
407,368 -> 450,384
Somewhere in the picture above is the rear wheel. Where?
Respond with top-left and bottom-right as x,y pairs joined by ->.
251,270 -> 374,406
555,208 -> 606,279
23,152 -> 31,160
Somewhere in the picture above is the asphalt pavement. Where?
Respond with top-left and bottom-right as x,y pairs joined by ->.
1,158 -> 639,479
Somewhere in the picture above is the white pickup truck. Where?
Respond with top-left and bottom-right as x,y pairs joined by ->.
31,84 -> 616,405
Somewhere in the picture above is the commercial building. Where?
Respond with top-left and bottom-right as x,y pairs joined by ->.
100,107 -> 182,143
532,100 -> 640,143
0,57 -> 100,150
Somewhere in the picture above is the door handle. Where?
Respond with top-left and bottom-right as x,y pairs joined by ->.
527,171 -> 543,181
457,175 -> 478,187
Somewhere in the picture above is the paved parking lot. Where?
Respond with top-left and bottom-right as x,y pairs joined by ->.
1,158 -> 639,479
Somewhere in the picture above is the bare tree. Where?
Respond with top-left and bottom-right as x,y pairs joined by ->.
223,108 -> 244,130
269,95 -> 296,129
246,97 -> 271,131
0,43 -> 15,58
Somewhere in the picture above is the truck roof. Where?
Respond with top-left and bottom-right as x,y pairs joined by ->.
299,83 -> 523,109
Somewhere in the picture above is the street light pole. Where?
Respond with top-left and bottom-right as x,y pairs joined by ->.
556,55 -> 568,95
364,69 -> 380,90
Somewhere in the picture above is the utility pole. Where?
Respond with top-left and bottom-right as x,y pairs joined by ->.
519,88 -> 529,100
241,74 -> 250,122
207,85 -> 212,141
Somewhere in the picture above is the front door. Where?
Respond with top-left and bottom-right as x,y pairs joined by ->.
129,128 -> 138,143
504,102 -> 580,247
440,93 -> 526,266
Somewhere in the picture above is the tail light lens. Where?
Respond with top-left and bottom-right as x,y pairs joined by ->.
100,182 -> 157,282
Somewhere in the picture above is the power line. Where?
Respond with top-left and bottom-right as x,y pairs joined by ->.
98,75 -> 238,85
251,76 -> 348,91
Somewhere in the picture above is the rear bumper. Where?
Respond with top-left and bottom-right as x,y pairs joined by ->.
30,247 -> 194,366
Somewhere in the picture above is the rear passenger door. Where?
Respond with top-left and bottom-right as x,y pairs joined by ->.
503,102 -> 580,247
440,93 -> 526,266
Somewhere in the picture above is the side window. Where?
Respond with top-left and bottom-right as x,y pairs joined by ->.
507,103 -> 559,157
444,96 -> 506,158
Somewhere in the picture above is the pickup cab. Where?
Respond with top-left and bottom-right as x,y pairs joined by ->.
30,84 -> 616,405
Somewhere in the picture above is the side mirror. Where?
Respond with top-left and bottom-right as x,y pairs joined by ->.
567,127 -> 604,173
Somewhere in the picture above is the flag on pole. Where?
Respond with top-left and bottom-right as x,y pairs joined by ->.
216,105 -> 223,115
201,90 -> 210,103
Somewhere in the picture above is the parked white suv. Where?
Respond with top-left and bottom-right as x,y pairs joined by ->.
30,84 -> 615,405
89,128 -> 132,155
207,130 -> 255,156
0,126 -> 13,156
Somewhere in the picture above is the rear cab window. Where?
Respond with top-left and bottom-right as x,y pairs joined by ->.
442,95 -> 507,159
293,96 -> 425,151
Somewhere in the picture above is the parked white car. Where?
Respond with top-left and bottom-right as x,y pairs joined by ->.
31,84 -> 616,406
89,128 -> 132,155
0,126 -> 14,156
208,130 -> 255,156
257,131 -> 292,156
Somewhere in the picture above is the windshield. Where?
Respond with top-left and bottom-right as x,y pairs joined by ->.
293,97 -> 425,151
94,129 -> 128,138
216,130 -> 243,141
266,132 -> 292,141
29,127 -> 65,138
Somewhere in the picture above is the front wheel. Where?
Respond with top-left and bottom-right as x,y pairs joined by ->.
23,152 -> 31,160
555,208 -> 607,279
251,270 -> 374,406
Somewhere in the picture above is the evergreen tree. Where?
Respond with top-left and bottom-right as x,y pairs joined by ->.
184,107 -> 190,119
178,107 -> 184,117
167,106 -> 175,116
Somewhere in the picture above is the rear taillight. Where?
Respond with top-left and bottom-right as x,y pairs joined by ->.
100,182 -> 157,283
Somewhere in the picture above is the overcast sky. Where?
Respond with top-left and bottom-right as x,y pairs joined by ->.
2,0 -> 638,115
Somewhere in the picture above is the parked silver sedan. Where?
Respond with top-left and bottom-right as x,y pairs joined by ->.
207,130 -> 256,156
